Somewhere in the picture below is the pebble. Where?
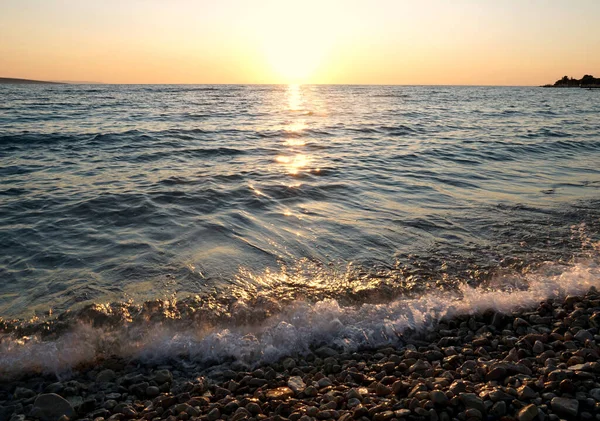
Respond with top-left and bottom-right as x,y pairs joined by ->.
465,408 -> 483,420
517,385 -> 536,400
3,291 -> 600,421
304,385 -> 318,397
490,401 -> 507,417
207,407 -> 220,421
266,386 -> 294,400
430,390 -> 448,405
460,393 -> 486,415
375,382 -> 391,396
30,394 -> 76,421
243,401 -> 260,415
486,365 -> 507,381
317,377 -> 332,388
532,340 -> 545,354
287,376 -> 305,394
551,397 -> 579,418
153,369 -> 173,384
517,404 -> 539,421
96,369 -> 116,383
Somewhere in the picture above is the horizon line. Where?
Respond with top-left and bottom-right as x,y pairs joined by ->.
1,78 -> 543,88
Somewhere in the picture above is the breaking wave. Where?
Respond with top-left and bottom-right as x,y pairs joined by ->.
1,258 -> 598,379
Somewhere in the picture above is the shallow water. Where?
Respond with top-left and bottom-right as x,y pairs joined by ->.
1,84 -> 599,374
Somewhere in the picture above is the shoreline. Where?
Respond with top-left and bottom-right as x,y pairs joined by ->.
1,289 -> 599,421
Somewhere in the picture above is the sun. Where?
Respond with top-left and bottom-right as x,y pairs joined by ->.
262,35 -> 328,84
254,2 -> 337,84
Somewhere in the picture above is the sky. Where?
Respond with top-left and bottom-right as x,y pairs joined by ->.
1,0 -> 599,85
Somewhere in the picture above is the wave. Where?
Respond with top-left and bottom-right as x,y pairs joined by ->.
1,259 -> 598,379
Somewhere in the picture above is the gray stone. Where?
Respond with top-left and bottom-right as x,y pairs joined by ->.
508,362 -> 533,376
430,390 -> 448,405
66,396 -> 82,410
408,383 -> 427,398
153,369 -> 173,384
146,386 -> 160,397
306,406 -> 319,417
207,407 -> 221,421
465,408 -> 482,420
414,407 -> 429,416
283,357 -> 296,370
589,388 -> 600,401
374,410 -> 395,421
31,394 -> 75,421
551,397 -> 578,418
395,409 -> 411,417
460,393 -> 486,415
347,388 -> 362,400
486,366 -> 507,381
513,318 -> 530,329
13,387 -> 35,400
532,340 -> 545,354
315,347 -> 338,358
246,402 -> 261,415
574,329 -> 594,342
117,405 -> 137,417
518,385 -> 536,400
287,376 -> 305,394
44,383 -> 64,394
449,380 -> 467,395
304,385 -> 318,396
490,401 -> 507,417
317,377 -> 332,388
548,369 -> 572,382
375,382 -> 392,396
409,359 -> 431,373
96,369 -> 116,383
518,404 -> 539,421
489,389 -> 514,402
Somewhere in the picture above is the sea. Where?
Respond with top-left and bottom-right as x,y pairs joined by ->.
1,84 -> 599,376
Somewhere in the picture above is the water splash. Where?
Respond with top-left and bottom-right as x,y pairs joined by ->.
1,259 -> 598,379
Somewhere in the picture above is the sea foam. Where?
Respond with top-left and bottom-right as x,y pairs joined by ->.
1,259 -> 598,379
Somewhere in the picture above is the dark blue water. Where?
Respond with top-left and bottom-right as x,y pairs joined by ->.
1,84 -> 600,375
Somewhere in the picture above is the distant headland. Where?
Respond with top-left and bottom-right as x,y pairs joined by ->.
0,77 -> 62,84
542,74 -> 600,88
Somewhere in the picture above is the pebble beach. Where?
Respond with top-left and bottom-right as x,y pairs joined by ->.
2,289 -> 599,421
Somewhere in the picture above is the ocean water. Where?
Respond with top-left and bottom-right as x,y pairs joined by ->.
1,84 -> 599,375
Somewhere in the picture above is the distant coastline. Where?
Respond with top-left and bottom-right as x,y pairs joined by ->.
542,74 -> 600,88
0,77 -> 63,85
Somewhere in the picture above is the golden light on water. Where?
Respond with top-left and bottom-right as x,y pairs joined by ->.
249,184 -> 265,196
275,84 -> 313,176
275,154 -> 310,175
284,138 -> 306,147
285,120 -> 307,133
287,84 -> 303,111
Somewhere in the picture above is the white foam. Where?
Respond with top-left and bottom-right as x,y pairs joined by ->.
1,260 -> 598,378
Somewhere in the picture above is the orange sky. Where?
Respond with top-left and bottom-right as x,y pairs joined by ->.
1,0 -> 599,85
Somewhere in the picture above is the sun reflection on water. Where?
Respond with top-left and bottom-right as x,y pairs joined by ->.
275,154 -> 310,175
276,84 -> 314,177
285,120 -> 307,133
287,84 -> 303,111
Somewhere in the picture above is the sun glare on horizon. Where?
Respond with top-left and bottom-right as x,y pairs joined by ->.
262,35 -> 330,84
1,1 -> 599,84
254,2 -> 339,84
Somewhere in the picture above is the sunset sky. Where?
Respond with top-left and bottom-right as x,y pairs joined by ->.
1,0 -> 599,85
